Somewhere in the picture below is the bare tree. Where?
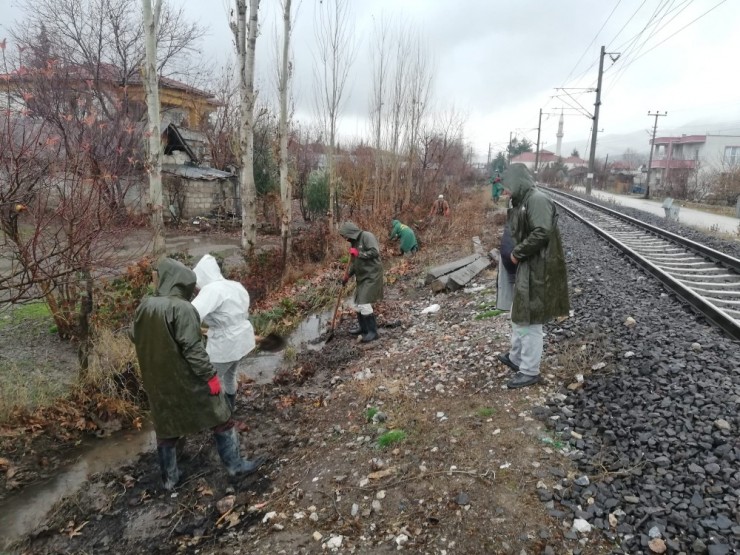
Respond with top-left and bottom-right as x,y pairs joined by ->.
142,0 -> 166,256
313,0 -> 355,231
387,21 -> 411,213
402,33 -> 433,208
1,43 -> 140,349
12,0 -> 205,120
231,0 -> 261,253
369,14 -> 391,214
278,0 -> 294,272
418,106 -> 466,193
621,148 -> 647,170
202,63 -> 240,171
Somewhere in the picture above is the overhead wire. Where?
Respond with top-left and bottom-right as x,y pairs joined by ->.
605,0 -> 695,91
609,0 -> 727,84
560,0 -> 624,87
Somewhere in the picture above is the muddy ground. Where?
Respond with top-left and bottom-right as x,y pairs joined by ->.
7,224 -> 611,555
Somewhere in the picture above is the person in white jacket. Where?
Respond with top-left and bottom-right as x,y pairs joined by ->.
192,254 -> 256,411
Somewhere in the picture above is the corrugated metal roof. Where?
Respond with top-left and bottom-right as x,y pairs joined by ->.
162,164 -> 233,181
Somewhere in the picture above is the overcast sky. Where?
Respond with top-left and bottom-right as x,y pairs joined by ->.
2,0 -> 739,161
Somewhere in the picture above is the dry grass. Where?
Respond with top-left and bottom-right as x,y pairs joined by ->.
79,327 -> 146,414
0,361 -> 69,424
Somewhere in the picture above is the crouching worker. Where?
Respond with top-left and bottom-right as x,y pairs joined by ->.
339,221 -> 384,342
130,258 -> 265,490
389,219 -> 418,256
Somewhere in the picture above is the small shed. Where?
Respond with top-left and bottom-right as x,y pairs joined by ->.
160,124 -> 237,221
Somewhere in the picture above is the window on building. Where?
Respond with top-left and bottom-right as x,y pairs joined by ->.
724,146 -> 740,166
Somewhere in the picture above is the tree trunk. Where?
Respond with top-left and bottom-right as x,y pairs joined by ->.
142,0 -> 166,256
234,0 -> 260,254
279,0 -> 292,274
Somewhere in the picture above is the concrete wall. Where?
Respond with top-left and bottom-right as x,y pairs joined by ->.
162,176 -> 239,219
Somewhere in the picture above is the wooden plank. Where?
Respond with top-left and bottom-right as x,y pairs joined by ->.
424,253 -> 481,284
447,257 -> 491,291
430,275 -> 450,294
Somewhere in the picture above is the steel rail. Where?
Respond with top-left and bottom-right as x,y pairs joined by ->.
546,192 -> 740,341
543,187 -> 740,273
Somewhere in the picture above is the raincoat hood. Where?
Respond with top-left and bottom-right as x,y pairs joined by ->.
391,219 -> 400,229
339,221 -> 362,241
156,258 -> 197,300
193,254 -> 224,290
503,163 -> 535,205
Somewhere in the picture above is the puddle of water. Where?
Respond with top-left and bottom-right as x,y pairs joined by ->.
0,308 -> 332,548
244,309 -> 333,384
0,427 -> 155,550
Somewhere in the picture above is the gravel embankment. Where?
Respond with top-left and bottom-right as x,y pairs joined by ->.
543,209 -> 740,554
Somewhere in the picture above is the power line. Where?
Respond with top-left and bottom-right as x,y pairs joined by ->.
561,0 -> 623,86
606,0 -> 649,48
615,0 -> 727,74
606,0 -> 695,91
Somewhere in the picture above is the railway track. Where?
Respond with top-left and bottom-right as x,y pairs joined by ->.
543,187 -> 740,341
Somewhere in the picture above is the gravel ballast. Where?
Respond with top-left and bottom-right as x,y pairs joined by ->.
543,208 -> 740,554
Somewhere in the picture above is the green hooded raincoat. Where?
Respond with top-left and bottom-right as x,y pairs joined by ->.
389,220 -> 418,253
339,222 -> 384,305
503,164 -> 570,325
130,258 -> 231,438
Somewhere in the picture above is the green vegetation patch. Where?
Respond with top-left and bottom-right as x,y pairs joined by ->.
0,302 -> 53,331
476,407 -> 495,418
365,407 -> 379,422
377,429 -> 407,448
475,309 -> 506,320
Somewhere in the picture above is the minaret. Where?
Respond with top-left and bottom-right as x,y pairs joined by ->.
556,109 -> 564,157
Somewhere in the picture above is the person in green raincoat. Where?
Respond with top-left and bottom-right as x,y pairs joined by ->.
496,164 -> 570,389
339,221 -> 384,342
490,173 -> 504,203
389,219 -> 418,255
130,258 -> 265,490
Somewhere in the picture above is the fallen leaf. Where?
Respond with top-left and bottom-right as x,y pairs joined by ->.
225,512 -> 241,528
368,467 -> 396,480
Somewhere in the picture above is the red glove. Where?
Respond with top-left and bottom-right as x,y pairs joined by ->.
349,247 -> 359,257
207,375 -> 221,395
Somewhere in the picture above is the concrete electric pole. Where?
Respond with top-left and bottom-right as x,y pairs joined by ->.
644,111 -> 667,199
534,108 -> 543,177
586,45 -> 620,195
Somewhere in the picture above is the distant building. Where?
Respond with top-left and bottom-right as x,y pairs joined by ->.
510,150 -> 587,172
2,62 -> 218,127
648,133 -> 740,191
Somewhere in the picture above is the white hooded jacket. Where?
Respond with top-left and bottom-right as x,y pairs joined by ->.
191,254 -> 256,363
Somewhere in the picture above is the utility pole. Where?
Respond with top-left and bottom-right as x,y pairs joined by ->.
507,131 -> 513,165
644,111 -> 667,199
586,45 -> 620,195
586,46 -> 605,195
534,108 -> 543,177
487,142 -> 491,167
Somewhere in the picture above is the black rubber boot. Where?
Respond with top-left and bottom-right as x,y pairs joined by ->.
225,393 -> 236,411
156,443 -> 181,491
361,314 -> 379,343
214,428 -> 266,477
348,312 -> 366,335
